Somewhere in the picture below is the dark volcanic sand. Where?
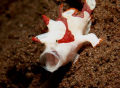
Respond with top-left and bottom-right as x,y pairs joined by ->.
0,0 -> 120,88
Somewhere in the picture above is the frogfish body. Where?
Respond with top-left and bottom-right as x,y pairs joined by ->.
32,0 -> 102,72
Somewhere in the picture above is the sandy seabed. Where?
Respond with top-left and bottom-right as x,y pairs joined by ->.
0,0 -> 120,88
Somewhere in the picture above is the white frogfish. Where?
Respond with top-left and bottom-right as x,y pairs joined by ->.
32,0 -> 102,72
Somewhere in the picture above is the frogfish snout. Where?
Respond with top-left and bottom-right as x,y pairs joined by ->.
40,51 -> 61,72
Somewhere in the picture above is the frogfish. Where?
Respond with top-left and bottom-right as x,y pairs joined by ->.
32,0 -> 102,72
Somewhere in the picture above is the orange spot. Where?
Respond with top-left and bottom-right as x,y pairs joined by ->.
63,8 -> 78,16
82,1 -> 92,14
58,28 -> 74,43
57,3 -> 63,20
73,1 -> 92,18
57,17 -> 74,43
94,38 -> 103,48
42,15 -> 50,25
32,37 -> 41,43
60,3 -> 63,9
57,4 -> 75,43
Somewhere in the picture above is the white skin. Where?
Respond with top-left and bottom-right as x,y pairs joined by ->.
34,0 -> 102,72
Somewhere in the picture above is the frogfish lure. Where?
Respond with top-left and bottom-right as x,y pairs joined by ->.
32,0 -> 102,72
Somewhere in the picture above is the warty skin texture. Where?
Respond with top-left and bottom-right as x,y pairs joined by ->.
32,0 -> 102,72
